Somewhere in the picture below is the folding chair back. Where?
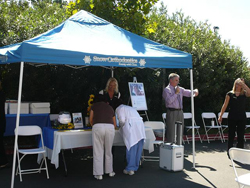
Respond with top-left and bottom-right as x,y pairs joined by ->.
15,125 -> 49,182
201,112 -> 224,143
202,112 -> 217,119
229,148 -> 250,187
17,126 -> 42,136
202,112 -> 221,127
218,112 -> 228,119
183,112 -> 202,143
183,112 -> 192,119
144,121 -> 165,144
145,121 -> 165,130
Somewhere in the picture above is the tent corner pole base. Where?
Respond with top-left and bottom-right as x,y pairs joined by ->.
11,61 -> 24,188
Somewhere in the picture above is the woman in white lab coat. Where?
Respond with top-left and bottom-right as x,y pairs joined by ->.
114,99 -> 145,175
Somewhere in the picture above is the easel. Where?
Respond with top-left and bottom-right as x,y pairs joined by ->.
128,77 -> 149,121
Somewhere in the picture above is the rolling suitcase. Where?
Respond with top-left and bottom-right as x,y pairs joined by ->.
159,121 -> 184,171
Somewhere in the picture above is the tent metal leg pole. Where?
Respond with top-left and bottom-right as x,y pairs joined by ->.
190,69 -> 196,169
111,67 -> 114,77
11,61 -> 24,188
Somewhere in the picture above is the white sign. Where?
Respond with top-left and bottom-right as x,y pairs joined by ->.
72,113 -> 83,129
83,55 -> 146,67
128,82 -> 147,111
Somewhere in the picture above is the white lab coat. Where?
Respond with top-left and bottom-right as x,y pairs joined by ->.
115,105 -> 146,151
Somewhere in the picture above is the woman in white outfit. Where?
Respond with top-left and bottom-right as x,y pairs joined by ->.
114,99 -> 146,175
90,95 -> 116,180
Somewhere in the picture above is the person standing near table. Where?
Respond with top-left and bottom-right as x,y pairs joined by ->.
0,78 -> 8,168
99,77 -> 121,110
89,94 -> 116,180
218,78 -> 250,156
162,73 -> 199,144
114,99 -> 145,176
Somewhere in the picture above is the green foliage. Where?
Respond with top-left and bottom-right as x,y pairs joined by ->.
66,0 -> 159,35
145,4 -> 250,122
0,0 -> 69,46
0,0 -> 71,113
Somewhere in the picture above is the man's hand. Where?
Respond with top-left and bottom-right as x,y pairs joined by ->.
194,89 -> 199,96
175,86 -> 180,94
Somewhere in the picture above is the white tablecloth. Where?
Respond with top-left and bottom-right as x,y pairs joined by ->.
40,127 -> 155,169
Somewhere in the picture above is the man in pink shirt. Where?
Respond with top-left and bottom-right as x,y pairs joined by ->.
162,73 -> 199,144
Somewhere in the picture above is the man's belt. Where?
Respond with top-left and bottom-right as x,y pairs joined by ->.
167,108 -> 182,111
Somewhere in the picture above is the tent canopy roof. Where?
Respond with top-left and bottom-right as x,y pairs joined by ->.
0,10 -> 192,69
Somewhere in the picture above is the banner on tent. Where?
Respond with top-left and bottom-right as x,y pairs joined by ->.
83,55 -> 146,67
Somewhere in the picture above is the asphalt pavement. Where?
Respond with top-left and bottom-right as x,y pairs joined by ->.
1,140 -> 250,188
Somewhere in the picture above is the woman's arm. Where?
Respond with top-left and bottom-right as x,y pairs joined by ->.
113,116 -> 116,128
242,82 -> 250,97
218,95 -> 230,124
89,110 -> 94,126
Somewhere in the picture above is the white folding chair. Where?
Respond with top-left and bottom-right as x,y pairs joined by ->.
162,113 -> 166,124
218,112 -> 229,141
201,112 -> 224,143
15,125 -> 49,182
229,147 -> 250,187
142,121 -> 165,161
183,112 -> 202,144
244,112 -> 250,141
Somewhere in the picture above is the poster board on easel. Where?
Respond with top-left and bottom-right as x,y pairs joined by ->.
128,82 -> 148,111
72,113 -> 83,129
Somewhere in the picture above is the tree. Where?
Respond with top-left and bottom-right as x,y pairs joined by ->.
0,0 -> 69,46
0,0 -> 69,105
145,4 -> 250,121
66,0 -> 158,35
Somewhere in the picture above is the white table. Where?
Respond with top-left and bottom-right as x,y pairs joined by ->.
42,127 -> 155,169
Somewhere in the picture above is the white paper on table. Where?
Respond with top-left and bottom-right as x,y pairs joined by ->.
72,112 -> 83,128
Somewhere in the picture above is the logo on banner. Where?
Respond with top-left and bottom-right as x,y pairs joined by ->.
83,56 -> 91,64
83,55 -> 147,67
139,59 -> 146,66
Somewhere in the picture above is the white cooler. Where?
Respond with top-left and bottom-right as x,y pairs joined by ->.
159,143 -> 184,172
8,103 -> 29,114
30,102 -> 50,114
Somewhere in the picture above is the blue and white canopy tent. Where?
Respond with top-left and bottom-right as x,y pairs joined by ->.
0,10 -> 195,187
0,10 -> 192,68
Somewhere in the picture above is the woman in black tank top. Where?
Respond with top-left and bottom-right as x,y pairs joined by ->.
99,78 -> 121,110
218,78 -> 250,157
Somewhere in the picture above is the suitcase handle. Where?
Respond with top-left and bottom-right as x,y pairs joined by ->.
173,121 -> 182,145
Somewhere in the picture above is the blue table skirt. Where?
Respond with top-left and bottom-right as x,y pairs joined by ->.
5,113 -> 51,136
42,127 -> 57,149
42,127 -> 92,150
